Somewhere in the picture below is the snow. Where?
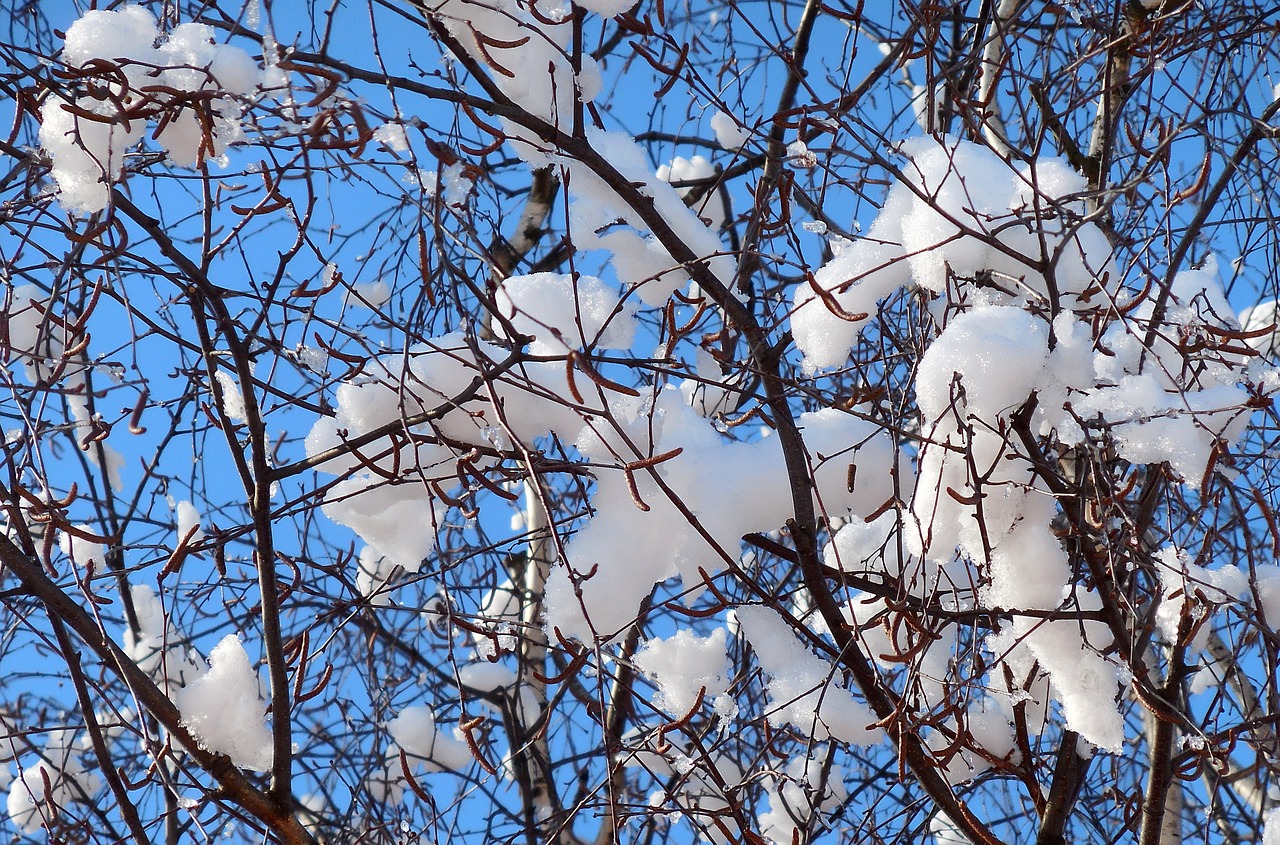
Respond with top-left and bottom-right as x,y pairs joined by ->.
792,137 -> 1121,374
658,154 -> 729,231
894,138 -> 1013,293
1083,377 -> 1250,488
7,731 -> 101,834
471,578 -> 521,659
66,394 -> 127,492
1264,806 -> 1280,845
562,128 -> 738,305
305,334 -> 504,571
175,636 -> 273,772
123,583 -> 204,686
792,137 -> 1272,751
914,305 -> 1049,422
902,297 -> 1124,744
544,389 -> 792,641
931,697 -> 1016,784
176,500 -> 204,543
736,605 -> 882,746
930,814 -> 974,845
1024,622 -> 1124,752
1239,299 -> 1279,358
295,344 -> 330,374
0,283 -> 117,501
439,162 -> 474,207
61,7 -> 158,67
387,705 -> 473,772
493,272 -> 637,355
322,477 -> 444,576
307,330 -> 600,583
373,122 -> 411,152
908,305 -> 1061,584
214,371 -> 248,424
1068,264 -> 1257,488
1154,546 -> 1237,650
827,524 -> 965,622
45,7 -> 262,212
290,121 -> 1276,776
345,279 -> 392,309
428,0 -> 589,148
790,231 -> 909,374
3,285 -> 62,384
38,97 -> 143,215
355,546 -> 402,606
296,792 -> 328,838
757,755 -> 846,845
58,524 -> 105,568
798,407 -> 900,519
623,737 -> 745,844
710,111 -> 749,149
570,0 -> 634,18
633,628 -> 736,718
457,662 -> 517,692
1253,565 -> 1280,628
824,514 -> 898,578
257,21 -> 1280,785
786,139 -> 817,169
15,0 -> 1280,836
784,139 -> 1276,753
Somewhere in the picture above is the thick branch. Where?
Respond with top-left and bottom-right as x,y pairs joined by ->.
1138,645 -> 1188,845
1084,4 -> 1135,202
977,0 -> 1020,157
1034,731 -> 1089,845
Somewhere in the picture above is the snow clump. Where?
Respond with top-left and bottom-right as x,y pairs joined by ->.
791,137 -> 1118,373
710,110 -> 749,149
737,605 -> 882,746
633,627 -> 737,718
174,635 -> 273,772
42,7 -> 262,213
7,730 -> 101,833
379,704 -> 474,798
494,272 -> 636,355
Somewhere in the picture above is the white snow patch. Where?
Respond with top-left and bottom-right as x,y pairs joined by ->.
710,110 -> 749,149
737,605 -> 882,746
634,627 -> 736,718
175,636 -> 273,772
